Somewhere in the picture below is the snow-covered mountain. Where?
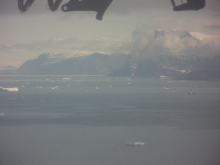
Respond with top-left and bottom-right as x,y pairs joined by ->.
110,29 -> 220,80
17,52 -> 127,75
11,29 -> 220,80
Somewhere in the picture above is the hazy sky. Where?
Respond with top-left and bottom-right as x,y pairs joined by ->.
0,0 -> 220,66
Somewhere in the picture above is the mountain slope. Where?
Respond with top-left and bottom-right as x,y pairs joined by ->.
17,53 -> 127,75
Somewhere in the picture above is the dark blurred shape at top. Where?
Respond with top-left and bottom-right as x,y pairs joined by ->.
61,0 -> 113,20
48,0 -> 63,11
171,0 -> 205,11
18,0 -> 35,13
18,0 -> 205,20
18,0 -> 113,20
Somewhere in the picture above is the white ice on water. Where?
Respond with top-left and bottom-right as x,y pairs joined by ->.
127,142 -> 145,146
63,78 -> 71,80
0,86 -> 18,92
50,86 -> 59,90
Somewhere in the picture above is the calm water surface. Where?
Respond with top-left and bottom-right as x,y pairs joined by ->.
0,76 -> 220,165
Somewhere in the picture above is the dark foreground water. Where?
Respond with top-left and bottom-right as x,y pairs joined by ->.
0,75 -> 220,165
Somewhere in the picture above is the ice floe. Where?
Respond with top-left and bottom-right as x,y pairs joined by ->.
188,92 -> 196,94
0,113 -> 5,116
127,142 -> 145,146
0,86 -> 18,92
50,86 -> 59,90
63,77 -> 71,80
160,75 -> 167,78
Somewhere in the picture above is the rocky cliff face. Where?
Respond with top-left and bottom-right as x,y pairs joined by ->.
110,29 -> 220,80
154,29 -> 192,39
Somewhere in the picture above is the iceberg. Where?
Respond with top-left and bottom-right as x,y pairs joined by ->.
50,86 -> 59,90
0,86 -> 18,92
127,142 -> 145,146
188,92 -> 196,94
160,76 -> 168,78
63,77 -> 71,80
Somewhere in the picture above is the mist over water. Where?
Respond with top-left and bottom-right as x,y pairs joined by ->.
0,76 -> 220,165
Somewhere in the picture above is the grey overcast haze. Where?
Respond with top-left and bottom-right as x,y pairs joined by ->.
0,0 -> 220,66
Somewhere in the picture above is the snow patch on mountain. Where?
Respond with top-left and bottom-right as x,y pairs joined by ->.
190,32 -> 220,41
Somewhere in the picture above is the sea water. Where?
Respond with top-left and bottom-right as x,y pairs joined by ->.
0,75 -> 220,165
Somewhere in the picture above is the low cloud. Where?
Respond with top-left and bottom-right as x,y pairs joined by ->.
0,36 -> 132,66
81,37 -> 132,54
2,36 -> 131,54
11,37 -> 79,51
204,25 -> 220,29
